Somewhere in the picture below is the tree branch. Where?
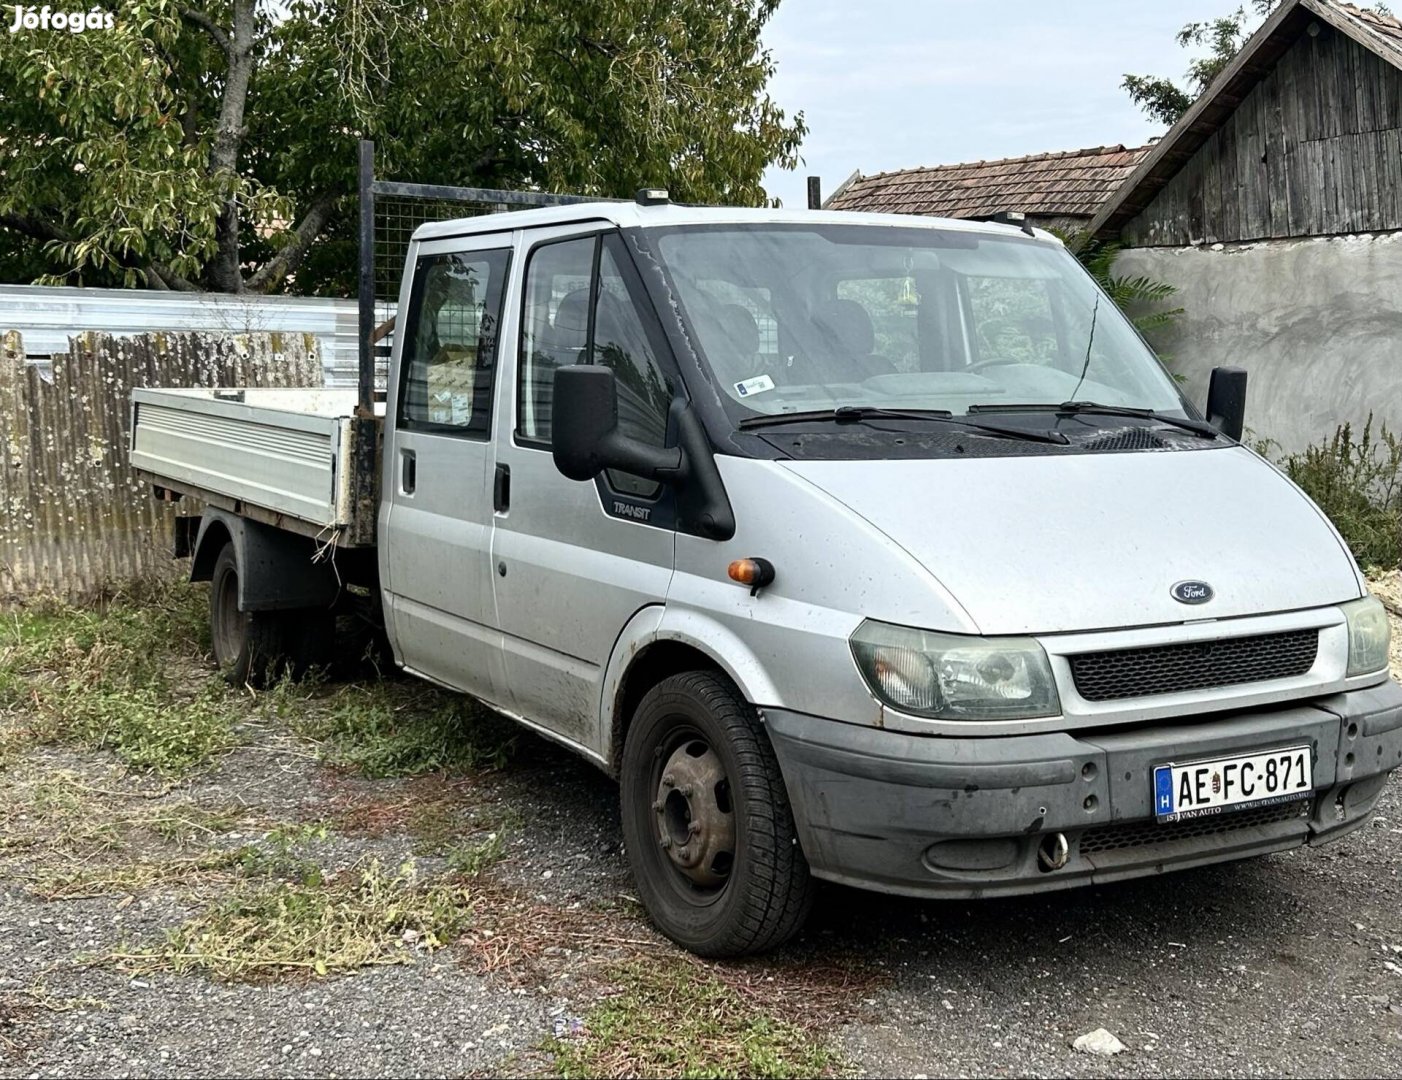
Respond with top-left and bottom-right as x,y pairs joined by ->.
148,263 -> 200,291
180,7 -> 230,55
245,193 -> 339,293
0,211 -> 71,244
1,213 -> 199,291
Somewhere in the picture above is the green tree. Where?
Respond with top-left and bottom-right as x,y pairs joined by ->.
1123,2 -> 1280,126
0,0 -> 804,293
1075,241 -> 1183,334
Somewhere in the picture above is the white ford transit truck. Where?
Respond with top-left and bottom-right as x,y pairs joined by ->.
131,198 -> 1402,956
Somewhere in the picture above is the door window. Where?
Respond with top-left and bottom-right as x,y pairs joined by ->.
595,239 -> 673,496
517,237 -> 596,445
517,234 -> 675,498
398,248 -> 510,437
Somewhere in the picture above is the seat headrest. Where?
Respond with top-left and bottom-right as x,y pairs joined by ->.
717,304 -> 760,358
818,298 -> 875,356
551,289 -> 592,347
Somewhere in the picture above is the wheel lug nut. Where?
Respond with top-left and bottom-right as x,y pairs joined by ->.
688,821 -> 701,836
662,773 -> 675,788
652,800 -> 664,813
659,836 -> 672,849
679,786 -> 693,798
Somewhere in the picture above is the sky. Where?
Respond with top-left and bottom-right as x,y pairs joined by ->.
760,0 -> 1238,207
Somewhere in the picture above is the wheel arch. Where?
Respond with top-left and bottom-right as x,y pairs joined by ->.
188,509 -> 340,612
602,607 -> 783,776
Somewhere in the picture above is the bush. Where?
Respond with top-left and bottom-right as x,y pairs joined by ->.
1275,417 -> 1402,570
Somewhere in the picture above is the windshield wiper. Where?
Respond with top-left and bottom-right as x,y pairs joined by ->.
966,400 -> 1221,439
738,406 -> 1070,444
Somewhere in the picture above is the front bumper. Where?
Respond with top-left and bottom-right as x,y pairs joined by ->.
764,681 -> 1402,899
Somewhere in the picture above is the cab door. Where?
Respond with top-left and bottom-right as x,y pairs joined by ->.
488,227 -> 679,754
381,234 -> 514,706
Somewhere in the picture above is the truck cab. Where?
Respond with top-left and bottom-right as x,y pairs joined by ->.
134,199 -> 1402,957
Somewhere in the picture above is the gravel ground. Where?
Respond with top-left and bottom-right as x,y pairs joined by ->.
3,614 -> 1402,1077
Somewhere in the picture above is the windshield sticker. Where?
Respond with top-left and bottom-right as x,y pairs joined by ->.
734,374 -> 775,398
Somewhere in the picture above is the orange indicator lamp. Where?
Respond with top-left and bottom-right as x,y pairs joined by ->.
727,557 -> 776,596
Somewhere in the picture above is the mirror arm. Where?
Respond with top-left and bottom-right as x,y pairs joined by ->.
599,435 -> 684,481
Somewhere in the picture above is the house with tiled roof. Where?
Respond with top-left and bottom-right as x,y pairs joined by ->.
1094,0 -> 1402,452
823,144 -> 1149,234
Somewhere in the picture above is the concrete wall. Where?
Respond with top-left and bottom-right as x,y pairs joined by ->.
1118,232 -> 1402,454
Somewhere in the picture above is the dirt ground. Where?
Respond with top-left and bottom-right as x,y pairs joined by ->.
2,588 -> 1402,1079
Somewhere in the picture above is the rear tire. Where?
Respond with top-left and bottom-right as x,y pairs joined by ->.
208,541 -> 325,687
620,670 -> 815,957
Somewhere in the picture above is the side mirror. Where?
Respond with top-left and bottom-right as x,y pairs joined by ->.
1205,366 -> 1247,441
552,365 -> 684,482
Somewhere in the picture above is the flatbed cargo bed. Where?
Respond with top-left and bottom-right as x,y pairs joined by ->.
130,387 -> 383,547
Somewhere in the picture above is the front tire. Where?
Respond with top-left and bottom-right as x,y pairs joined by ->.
620,671 -> 814,957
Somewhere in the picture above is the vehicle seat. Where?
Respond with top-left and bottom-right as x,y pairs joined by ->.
812,298 -> 894,380
548,289 -> 592,360
716,303 -> 761,370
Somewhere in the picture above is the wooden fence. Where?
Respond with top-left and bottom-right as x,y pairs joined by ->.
0,330 -> 321,599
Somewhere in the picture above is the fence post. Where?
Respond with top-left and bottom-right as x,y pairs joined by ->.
357,139 -> 375,417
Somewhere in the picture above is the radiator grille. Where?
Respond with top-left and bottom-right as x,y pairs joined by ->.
1069,629 -> 1319,702
1078,798 -> 1311,855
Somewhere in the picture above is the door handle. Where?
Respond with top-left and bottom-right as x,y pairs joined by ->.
493,463 -> 511,512
401,449 -> 416,494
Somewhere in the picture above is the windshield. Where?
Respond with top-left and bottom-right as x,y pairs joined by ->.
646,224 -> 1185,422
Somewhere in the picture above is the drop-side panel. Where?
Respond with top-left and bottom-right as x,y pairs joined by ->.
131,387 -> 355,529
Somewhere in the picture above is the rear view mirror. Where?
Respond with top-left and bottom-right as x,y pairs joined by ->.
1205,366 -> 1247,441
552,366 -> 684,482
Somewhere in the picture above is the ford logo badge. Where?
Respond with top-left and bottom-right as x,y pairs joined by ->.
1171,580 -> 1214,605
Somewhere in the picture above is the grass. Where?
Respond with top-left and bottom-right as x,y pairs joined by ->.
444,829 -> 507,877
0,584 -> 858,1075
0,578 -> 521,784
32,849 -> 244,901
281,678 -> 519,778
111,856 -> 474,981
0,582 -> 239,775
550,960 -> 841,1080
2,767 -> 246,863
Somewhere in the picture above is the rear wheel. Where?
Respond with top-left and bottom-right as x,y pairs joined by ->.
620,671 -> 814,957
208,541 -> 325,687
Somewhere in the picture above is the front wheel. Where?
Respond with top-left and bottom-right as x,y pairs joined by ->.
620,671 -> 815,956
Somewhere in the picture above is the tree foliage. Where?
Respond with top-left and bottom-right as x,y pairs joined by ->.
1123,2 -> 1280,127
1075,241 -> 1183,334
0,0 -> 805,293
1053,230 -> 1183,335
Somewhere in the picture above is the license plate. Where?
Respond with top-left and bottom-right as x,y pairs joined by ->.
1153,745 -> 1313,822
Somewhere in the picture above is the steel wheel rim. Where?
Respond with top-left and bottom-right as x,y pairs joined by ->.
214,566 -> 244,664
649,725 -> 737,904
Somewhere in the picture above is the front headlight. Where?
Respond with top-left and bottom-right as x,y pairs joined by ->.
849,619 -> 1061,721
1343,595 -> 1391,677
